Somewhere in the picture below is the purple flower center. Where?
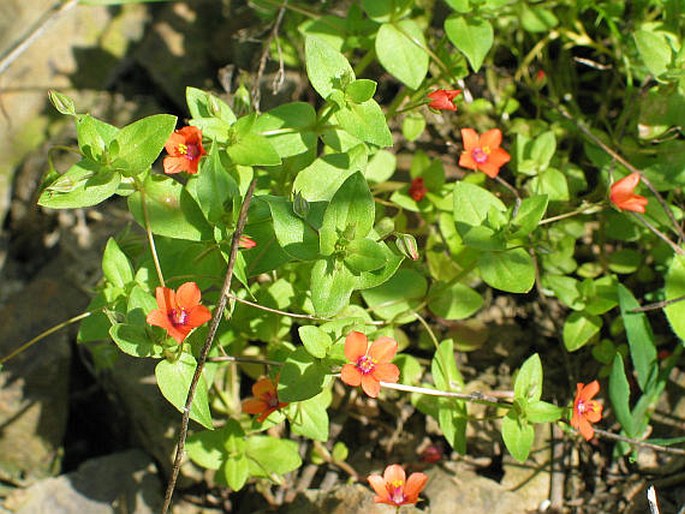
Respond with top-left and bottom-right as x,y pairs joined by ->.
356,355 -> 377,375
388,481 -> 406,505
171,308 -> 189,327
471,147 -> 489,164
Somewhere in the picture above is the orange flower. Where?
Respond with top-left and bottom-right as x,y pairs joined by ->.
146,282 -> 212,343
458,128 -> 511,178
571,380 -> 603,441
610,172 -> 648,213
427,89 -> 461,111
242,377 -> 288,423
340,331 -> 400,398
368,464 -> 428,507
163,126 -> 206,175
408,177 -> 427,201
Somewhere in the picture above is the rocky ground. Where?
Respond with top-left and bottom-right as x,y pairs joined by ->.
0,2 -> 684,513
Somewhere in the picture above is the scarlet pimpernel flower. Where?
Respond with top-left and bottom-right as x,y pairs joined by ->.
610,172 -> 648,213
238,235 -> 257,249
146,282 -> 212,344
242,377 -> 288,423
368,464 -> 428,507
163,126 -> 207,175
340,331 -> 400,398
408,177 -> 427,201
571,380 -> 603,441
458,128 -> 511,178
427,89 -> 461,111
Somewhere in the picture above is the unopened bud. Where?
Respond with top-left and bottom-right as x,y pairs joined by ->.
293,190 -> 310,219
395,233 -> 419,261
238,235 -> 257,249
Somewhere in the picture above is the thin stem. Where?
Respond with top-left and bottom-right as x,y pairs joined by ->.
0,0 -> 78,76
380,381 -> 514,409
593,428 -> 685,457
208,355 -> 284,367
632,213 -> 685,255
227,293 -> 330,322
0,311 -> 92,365
494,175 -> 521,216
161,177 -> 258,514
140,187 -> 165,287
413,312 -> 440,352
538,203 -> 603,225
629,294 -> 685,313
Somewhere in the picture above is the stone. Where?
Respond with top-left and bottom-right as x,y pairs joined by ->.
3,449 -> 162,514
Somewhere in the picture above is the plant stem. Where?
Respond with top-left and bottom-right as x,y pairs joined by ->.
0,311 -> 92,365
161,177 -> 258,514
380,381 -> 514,409
632,213 -> 685,255
139,187 -> 165,287
593,428 -> 685,457
208,355 -> 284,367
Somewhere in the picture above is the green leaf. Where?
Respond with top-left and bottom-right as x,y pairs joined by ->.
431,340 -> 464,390
402,113 -> 426,142
102,238 -> 134,288
563,311 -> 601,351
293,150 -> 367,202
334,100 -> 393,147
319,172 -> 375,255
365,150 -> 397,184
376,20 -> 429,90
664,254 -> 685,340
111,114 -> 177,175
38,160 -> 121,209
344,238 -> 388,272
478,248 -> 535,293
346,79 -> 377,104
220,455 -> 249,491
514,353 -> 543,402
528,167 -> 569,201
128,173 -> 213,241
254,102 -> 317,158
530,131 -> 556,169
263,196 -> 320,261
246,436 -> 302,477
110,323 -> 160,358
609,353 -> 635,436
431,340 -> 467,454
444,15 -> 493,72
428,281 -> 483,320
510,195 -> 548,238
526,401 -> 563,423
305,36 -> 355,100
186,86 -> 236,125
520,6 -> 558,33
299,325 -> 333,359
634,27 -> 672,78
618,284 -> 657,392
155,353 -> 213,429
310,258 -> 357,316
187,149 -> 239,225
453,181 -> 506,235
227,115 -> 281,166
288,392 -> 330,442
361,268 -> 427,323
502,412 -> 534,462
76,115 -> 118,161
361,0 -> 411,22
278,347 -> 327,402
187,424 -> 239,471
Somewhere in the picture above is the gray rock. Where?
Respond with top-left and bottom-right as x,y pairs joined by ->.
3,449 -> 162,514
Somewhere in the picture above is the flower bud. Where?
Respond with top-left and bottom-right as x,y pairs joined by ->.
395,233 -> 419,261
293,190 -> 310,219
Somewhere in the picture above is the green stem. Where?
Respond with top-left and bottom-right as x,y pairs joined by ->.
0,311 -> 92,365
633,213 -> 685,255
380,381 -> 514,409
139,185 -> 166,287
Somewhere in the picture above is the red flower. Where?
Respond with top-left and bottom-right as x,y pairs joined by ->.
368,464 -> 428,507
242,377 -> 288,422
408,177 -> 427,201
458,128 -> 511,178
610,172 -> 648,213
238,235 -> 257,249
340,331 -> 400,398
163,126 -> 206,175
146,282 -> 212,343
427,89 -> 461,111
571,380 -> 603,441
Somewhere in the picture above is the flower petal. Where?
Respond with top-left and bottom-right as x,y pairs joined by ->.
340,364 -> 362,387
372,362 -> 400,383
478,160 -> 502,178
163,156 -> 189,174
155,286 -> 175,313
578,416 -> 595,441
344,331 -> 368,361
458,151 -> 478,171
360,375 -> 381,398
242,398 -> 268,415
368,474 -> 390,504
480,128 -> 503,149
383,464 -> 406,485
146,309 -> 170,331
186,305 -> 212,328
581,380 -> 600,401
252,377 -> 276,398
460,128 -> 479,152
368,337 -> 398,363
404,472 -> 429,503
176,282 -> 202,309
